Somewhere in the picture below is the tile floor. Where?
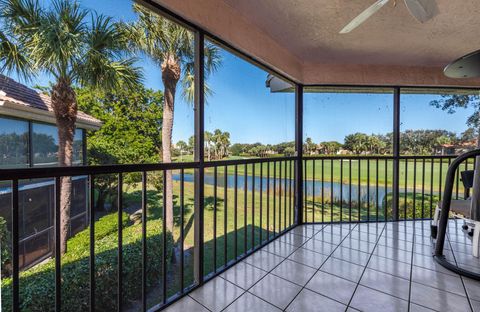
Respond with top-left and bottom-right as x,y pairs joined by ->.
164,220 -> 480,312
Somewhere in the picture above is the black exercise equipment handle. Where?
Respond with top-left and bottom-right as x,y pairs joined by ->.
434,149 -> 480,280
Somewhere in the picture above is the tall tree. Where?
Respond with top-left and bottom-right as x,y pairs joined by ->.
77,83 -> 163,210
400,129 -> 455,155
435,135 -> 452,155
188,135 -> 195,154
219,131 -> 231,158
0,0 -> 141,253
320,141 -> 342,155
77,84 -> 163,163
210,129 -> 230,159
284,146 -> 295,156
123,4 -> 221,231
205,131 -> 213,161
344,133 -> 369,154
304,137 -> 315,155
431,94 -> 480,221
460,128 -> 477,143
175,140 -> 189,161
229,143 -> 246,156
430,94 -> 480,144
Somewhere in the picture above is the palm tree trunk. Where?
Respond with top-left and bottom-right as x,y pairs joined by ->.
95,190 -> 107,212
161,55 -> 180,233
207,143 -> 211,161
51,78 -> 77,254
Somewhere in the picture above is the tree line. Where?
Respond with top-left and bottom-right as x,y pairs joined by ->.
173,137 -> 297,159
308,128 -> 476,155
171,127 -> 478,159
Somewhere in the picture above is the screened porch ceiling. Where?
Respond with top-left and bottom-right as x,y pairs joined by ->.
149,0 -> 480,88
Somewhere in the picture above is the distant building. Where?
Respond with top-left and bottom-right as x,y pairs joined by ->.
336,149 -> 351,155
455,140 -> 478,154
434,140 -> 476,156
0,74 -> 101,269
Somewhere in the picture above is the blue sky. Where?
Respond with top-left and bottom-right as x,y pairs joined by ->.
304,92 -> 476,143
7,0 -> 477,145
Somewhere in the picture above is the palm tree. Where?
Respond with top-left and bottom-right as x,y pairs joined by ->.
0,0 -> 141,254
176,140 -> 188,161
205,131 -> 213,161
123,3 -> 221,232
305,137 -> 315,155
219,131 -> 230,158
212,129 -> 225,159
435,135 -> 452,155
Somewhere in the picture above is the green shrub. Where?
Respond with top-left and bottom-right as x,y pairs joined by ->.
0,216 -> 11,276
386,192 -> 440,219
1,212 -> 173,311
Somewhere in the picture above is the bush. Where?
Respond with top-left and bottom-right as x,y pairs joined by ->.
1,212 -> 173,311
0,216 -> 11,276
385,192 -> 440,220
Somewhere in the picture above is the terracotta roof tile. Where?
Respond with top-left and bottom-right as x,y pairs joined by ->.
0,74 -> 101,125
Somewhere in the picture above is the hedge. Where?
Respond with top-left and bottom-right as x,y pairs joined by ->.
0,216 -> 11,276
1,212 -> 173,311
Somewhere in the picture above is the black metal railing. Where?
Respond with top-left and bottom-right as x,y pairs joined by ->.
1,162 -> 198,312
202,157 -> 296,277
0,176 -> 89,271
2,153 -> 478,311
0,156 -> 297,311
303,155 -> 475,224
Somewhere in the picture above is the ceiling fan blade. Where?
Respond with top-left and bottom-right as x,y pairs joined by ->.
339,0 -> 390,34
404,0 -> 436,23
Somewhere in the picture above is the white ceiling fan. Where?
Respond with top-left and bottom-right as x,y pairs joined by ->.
339,0 -> 437,34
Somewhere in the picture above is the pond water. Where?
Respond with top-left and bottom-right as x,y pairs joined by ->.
173,173 -> 392,206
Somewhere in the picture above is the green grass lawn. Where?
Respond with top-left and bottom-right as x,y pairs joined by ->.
7,164 -> 448,311
119,178 -> 297,304
303,157 -> 467,190
174,154 -> 471,194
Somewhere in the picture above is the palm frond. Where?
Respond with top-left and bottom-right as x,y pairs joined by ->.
179,40 -> 221,104
77,55 -> 142,90
129,2 -> 223,90
75,11 -> 142,90
0,0 -> 40,79
129,3 -> 197,66
0,29 -> 33,80
88,13 -> 126,58
181,71 -> 194,104
1,0 -> 42,31
116,20 -> 143,53
204,41 -> 222,77
180,71 -> 213,105
24,0 -> 87,78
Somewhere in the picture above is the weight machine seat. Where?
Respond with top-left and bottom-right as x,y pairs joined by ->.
438,199 -> 471,218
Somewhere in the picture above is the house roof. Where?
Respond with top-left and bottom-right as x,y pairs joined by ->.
0,75 -> 101,130
438,140 -> 476,148
154,0 -> 480,87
